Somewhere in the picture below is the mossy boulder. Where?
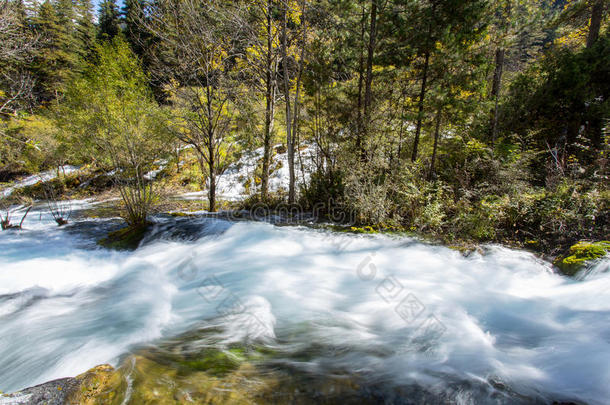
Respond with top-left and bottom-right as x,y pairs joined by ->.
57,351 -> 370,404
180,347 -> 247,376
0,364 -> 120,405
66,364 -> 123,404
554,241 -> 610,276
97,223 -> 151,251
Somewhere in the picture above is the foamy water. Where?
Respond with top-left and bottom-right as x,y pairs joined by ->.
0,203 -> 609,404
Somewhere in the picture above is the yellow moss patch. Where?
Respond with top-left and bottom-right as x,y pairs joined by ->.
66,364 -> 122,405
554,241 -> 610,276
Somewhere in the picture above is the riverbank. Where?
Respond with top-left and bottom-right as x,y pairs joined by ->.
2,185 -> 608,277
1,142 -> 607,263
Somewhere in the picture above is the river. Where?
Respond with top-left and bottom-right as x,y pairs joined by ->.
0,202 -> 609,404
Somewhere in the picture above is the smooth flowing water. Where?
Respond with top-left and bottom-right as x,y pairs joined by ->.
0,203 -> 609,404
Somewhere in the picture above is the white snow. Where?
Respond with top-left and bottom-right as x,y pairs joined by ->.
1,144 -> 317,202
213,144 -> 316,201
144,160 -> 169,181
1,166 -> 80,198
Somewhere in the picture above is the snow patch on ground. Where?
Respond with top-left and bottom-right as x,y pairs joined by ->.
144,160 -> 169,181
1,144 -> 317,202
1,166 -> 80,198
213,144 -> 316,201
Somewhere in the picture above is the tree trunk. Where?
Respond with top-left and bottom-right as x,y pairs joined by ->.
428,106 -> 442,181
261,81 -> 276,201
411,49 -> 430,162
586,0 -> 604,48
362,0 -> 377,158
356,0 -> 367,155
208,137 -> 216,212
208,171 -> 216,212
281,3 -> 295,204
261,0 -> 276,201
290,7 -> 306,204
490,47 -> 505,151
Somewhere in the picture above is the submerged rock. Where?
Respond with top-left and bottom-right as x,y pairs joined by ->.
0,365 -> 116,405
97,223 -> 151,251
3,334 -> 586,404
553,240 -> 610,276
57,355 -> 383,404
2,322 -> 403,404
65,364 -> 122,404
0,378 -> 77,405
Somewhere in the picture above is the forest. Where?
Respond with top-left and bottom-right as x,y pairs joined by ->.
0,0 -> 608,254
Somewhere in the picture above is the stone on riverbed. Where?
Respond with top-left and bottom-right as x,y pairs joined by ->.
554,240 -> 610,276
97,223 -> 151,251
0,365 -> 116,405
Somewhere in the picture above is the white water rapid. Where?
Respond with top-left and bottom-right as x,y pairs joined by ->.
0,203 -> 609,404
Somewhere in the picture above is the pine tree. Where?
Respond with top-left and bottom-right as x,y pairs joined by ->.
54,0 -> 75,25
97,0 -> 120,41
75,0 -> 96,60
13,0 -> 28,24
586,0 -> 606,48
122,0 -> 147,57
382,0 -> 487,161
31,0 -> 80,101
0,0 -> 37,116
54,0 -> 84,65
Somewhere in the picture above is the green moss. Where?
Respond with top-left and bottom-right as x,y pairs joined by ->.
554,241 -> 610,276
154,197 -> 209,213
97,223 -> 150,251
39,343 -> 373,404
180,348 -> 246,376
349,226 -> 377,234
227,347 -> 247,358
67,364 -> 124,405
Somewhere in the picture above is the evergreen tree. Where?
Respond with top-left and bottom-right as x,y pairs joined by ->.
31,0 -> 80,101
383,0 -> 487,161
121,0 -> 147,57
54,0 -> 75,25
97,0 -> 120,41
502,34 -> 610,169
54,0 -> 85,64
75,0 -> 96,60
0,0 -> 37,116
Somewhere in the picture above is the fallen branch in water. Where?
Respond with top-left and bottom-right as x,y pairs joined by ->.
19,205 -> 32,228
0,210 -> 10,230
1,205 -> 32,230
43,181 -> 72,226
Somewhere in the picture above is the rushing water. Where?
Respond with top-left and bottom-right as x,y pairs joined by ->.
0,202 -> 609,404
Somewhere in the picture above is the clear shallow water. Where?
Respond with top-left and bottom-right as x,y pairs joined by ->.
0,203 -> 609,404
